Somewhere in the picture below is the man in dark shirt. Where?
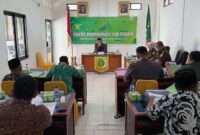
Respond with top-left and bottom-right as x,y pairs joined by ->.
155,41 -> 171,67
94,38 -> 107,53
2,58 -> 23,81
124,46 -> 164,85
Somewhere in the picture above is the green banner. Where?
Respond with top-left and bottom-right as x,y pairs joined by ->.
70,17 -> 137,44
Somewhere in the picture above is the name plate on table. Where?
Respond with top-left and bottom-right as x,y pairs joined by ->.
97,52 -> 105,55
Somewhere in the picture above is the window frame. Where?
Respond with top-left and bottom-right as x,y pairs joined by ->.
4,11 -> 28,60
67,4 -> 77,11
130,3 -> 142,10
164,0 -> 174,7
45,19 -> 53,63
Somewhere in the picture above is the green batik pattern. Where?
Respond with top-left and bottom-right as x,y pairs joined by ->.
47,62 -> 85,93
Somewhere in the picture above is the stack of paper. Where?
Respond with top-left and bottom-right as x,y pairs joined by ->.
32,95 -> 56,115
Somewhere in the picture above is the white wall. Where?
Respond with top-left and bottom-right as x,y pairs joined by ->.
157,0 -> 184,60
182,0 -> 200,51
0,0 -> 52,81
52,0 -> 70,65
157,0 -> 200,60
52,0 -> 158,64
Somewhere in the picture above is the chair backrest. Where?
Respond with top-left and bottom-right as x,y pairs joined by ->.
44,81 -> 67,94
180,51 -> 189,65
165,46 -> 170,53
135,80 -> 158,94
1,81 -> 15,96
175,49 -> 184,64
36,52 -> 45,68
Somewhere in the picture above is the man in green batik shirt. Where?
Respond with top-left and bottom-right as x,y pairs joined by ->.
47,56 -> 85,93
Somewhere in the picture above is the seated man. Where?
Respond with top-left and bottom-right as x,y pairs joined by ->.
145,41 -> 157,61
166,51 -> 200,80
124,46 -> 164,86
47,56 -> 85,94
0,75 -> 52,134
155,41 -> 171,67
94,38 -> 107,53
2,58 -> 23,81
146,69 -> 200,134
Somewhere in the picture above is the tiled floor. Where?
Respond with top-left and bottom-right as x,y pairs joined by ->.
75,73 -> 125,135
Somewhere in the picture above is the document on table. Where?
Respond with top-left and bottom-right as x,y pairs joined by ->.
0,100 -> 5,104
32,96 -> 56,115
0,96 -> 13,104
148,92 -> 164,98
43,102 -> 57,115
146,90 -> 169,103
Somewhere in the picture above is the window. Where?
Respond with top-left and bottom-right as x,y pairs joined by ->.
45,19 -> 53,63
4,11 -> 28,60
67,4 -> 77,11
164,0 -> 174,7
130,3 -> 142,10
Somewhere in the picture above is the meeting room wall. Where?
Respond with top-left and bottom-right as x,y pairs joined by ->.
157,0 -> 200,59
156,0 -> 184,60
181,0 -> 200,52
52,0 -> 158,65
0,0 -> 52,81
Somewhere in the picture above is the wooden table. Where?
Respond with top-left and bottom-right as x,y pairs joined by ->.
72,76 -> 87,114
115,69 -> 175,117
82,53 -> 122,72
125,94 -> 164,135
29,69 -> 87,114
44,94 -> 75,135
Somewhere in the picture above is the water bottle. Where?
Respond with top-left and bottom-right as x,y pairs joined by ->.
126,51 -> 129,57
163,68 -> 168,77
129,84 -> 135,92
25,64 -> 29,75
54,86 -> 60,99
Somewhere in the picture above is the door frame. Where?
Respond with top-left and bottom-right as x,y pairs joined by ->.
45,19 -> 53,62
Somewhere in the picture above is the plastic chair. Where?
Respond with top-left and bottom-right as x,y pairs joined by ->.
175,49 -> 184,64
44,81 -> 67,94
135,80 -> 158,94
180,51 -> 189,65
1,81 -> 15,96
36,52 -> 53,70
44,81 -> 79,124
174,49 -> 188,65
